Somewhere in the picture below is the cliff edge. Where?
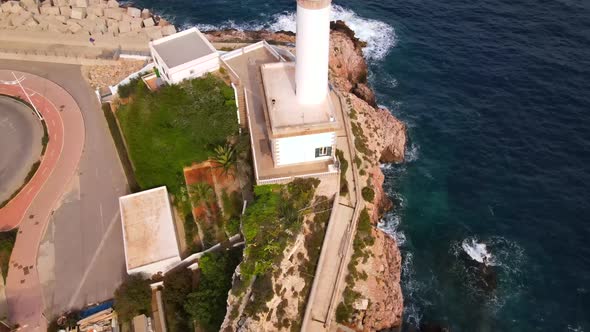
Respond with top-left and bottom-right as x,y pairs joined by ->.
205,20 -> 405,331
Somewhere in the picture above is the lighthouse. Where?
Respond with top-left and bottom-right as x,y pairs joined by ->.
295,0 -> 332,105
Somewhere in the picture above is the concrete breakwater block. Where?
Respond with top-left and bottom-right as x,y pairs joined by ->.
59,6 -> 71,17
11,12 -> 32,26
54,0 -> 69,7
141,8 -> 150,19
107,0 -> 119,8
118,20 -> 130,33
70,7 -> 86,19
161,25 -> 176,36
104,7 -> 123,20
40,6 -> 60,16
75,0 -> 89,8
142,17 -> 154,27
87,6 -> 103,17
130,18 -> 142,31
126,6 -> 140,18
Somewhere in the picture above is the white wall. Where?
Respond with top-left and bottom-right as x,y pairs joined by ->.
274,132 -> 335,166
168,56 -> 220,84
150,45 -> 220,85
127,255 -> 181,277
295,4 -> 331,105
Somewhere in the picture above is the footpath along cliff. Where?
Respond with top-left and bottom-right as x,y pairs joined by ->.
206,21 -> 405,331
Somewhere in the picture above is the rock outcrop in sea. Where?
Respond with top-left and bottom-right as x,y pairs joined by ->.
205,21 -> 406,331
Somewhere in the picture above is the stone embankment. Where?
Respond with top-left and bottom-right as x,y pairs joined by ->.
0,0 -> 176,40
207,22 -> 406,331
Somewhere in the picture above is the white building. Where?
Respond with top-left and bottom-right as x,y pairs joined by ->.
119,187 -> 181,277
149,27 -> 219,84
260,0 -> 337,168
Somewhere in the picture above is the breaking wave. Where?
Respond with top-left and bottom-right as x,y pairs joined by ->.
191,5 -> 396,61
378,212 -> 406,246
460,237 -> 496,266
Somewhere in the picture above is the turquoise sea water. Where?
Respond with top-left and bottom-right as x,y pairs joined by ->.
130,0 -> 590,330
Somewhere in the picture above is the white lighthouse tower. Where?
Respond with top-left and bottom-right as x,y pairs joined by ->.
295,0 -> 332,105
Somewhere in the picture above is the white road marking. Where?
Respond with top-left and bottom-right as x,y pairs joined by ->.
67,210 -> 120,309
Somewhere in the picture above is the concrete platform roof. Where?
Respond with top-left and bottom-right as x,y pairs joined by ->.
119,186 -> 180,271
151,27 -> 217,68
260,62 -> 338,137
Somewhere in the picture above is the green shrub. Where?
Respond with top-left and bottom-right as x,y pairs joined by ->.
0,230 -> 17,279
116,74 -> 238,197
185,249 -> 242,331
362,186 -> 375,203
163,269 -> 193,332
117,76 -> 143,98
113,274 -> 152,322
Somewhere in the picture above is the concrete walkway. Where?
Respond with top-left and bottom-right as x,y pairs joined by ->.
302,93 -> 364,331
0,70 -> 85,331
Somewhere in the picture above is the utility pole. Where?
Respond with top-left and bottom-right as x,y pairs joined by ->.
11,72 -> 43,121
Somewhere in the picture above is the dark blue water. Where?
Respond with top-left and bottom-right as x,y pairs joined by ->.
131,0 -> 590,330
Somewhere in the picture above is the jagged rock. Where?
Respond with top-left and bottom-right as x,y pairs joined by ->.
140,8 -> 150,19
126,6 -> 140,18
204,28 -> 296,44
106,0 -> 118,8
142,17 -> 154,27
70,7 -> 86,19
352,83 -> 377,108
59,6 -> 71,17
161,24 -> 176,36
40,6 -> 60,15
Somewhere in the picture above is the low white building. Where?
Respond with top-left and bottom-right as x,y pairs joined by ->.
149,27 -> 219,84
119,186 -> 181,277
260,62 -> 338,167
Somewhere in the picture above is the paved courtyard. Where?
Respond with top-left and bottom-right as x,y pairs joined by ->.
0,60 -> 129,322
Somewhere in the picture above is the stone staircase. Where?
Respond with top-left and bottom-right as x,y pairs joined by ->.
236,85 -> 248,128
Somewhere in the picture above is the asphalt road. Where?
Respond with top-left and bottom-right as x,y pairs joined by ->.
0,61 -> 129,318
0,96 -> 43,203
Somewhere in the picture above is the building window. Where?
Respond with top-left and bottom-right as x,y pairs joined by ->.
315,146 -> 332,158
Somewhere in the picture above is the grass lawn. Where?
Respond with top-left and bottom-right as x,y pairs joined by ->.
116,74 -> 238,197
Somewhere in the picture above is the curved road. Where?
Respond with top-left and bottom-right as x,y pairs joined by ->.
0,70 -> 85,330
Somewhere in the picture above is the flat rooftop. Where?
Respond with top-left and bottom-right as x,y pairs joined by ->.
224,45 -> 344,182
119,187 -> 180,271
260,62 -> 338,137
152,28 -> 216,68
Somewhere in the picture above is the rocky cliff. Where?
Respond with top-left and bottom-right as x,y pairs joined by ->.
206,21 -> 406,331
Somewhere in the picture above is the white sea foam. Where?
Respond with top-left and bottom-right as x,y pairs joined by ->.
378,213 -> 406,246
192,5 -> 396,61
460,237 -> 496,266
405,143 -> 420,163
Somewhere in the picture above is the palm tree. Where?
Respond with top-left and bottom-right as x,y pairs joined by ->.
189,182 -> 214,207
211,144 -> 236,176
